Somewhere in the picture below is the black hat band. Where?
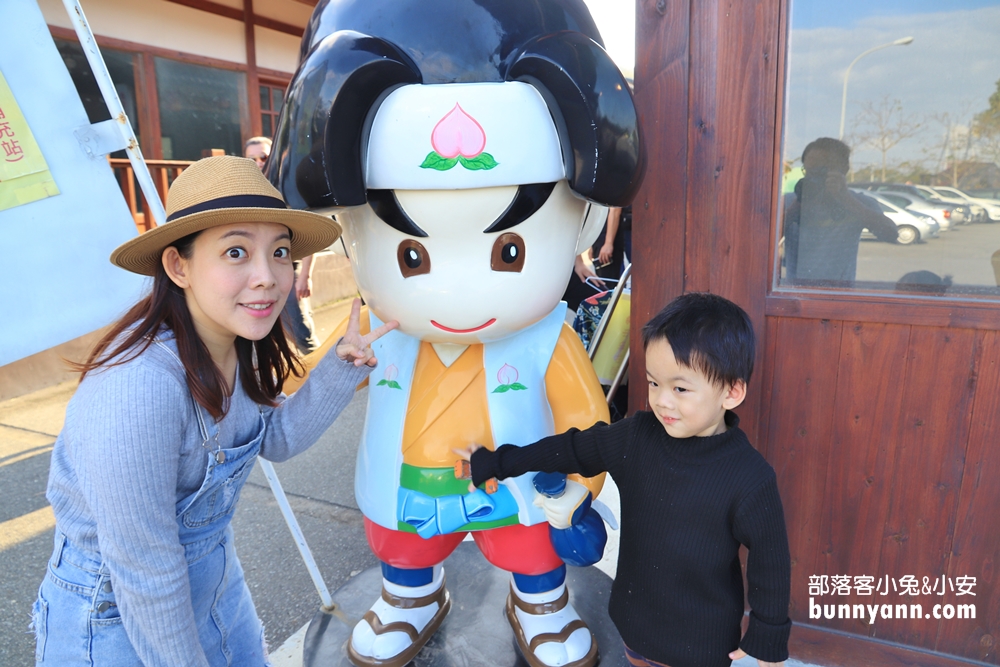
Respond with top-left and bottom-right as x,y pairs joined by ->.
167,194 -> 288,222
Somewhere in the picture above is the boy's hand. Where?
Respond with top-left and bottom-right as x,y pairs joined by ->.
728,649 -> 783,667
335,299 -> 399,367
453,443 -> 484,462
453,444 -> 485,492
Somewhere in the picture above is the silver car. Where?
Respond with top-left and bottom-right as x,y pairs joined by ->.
872,191 -> 957,231
858,191 -> 940,244
931,186 -> 1000,223
918,185 -> 987,223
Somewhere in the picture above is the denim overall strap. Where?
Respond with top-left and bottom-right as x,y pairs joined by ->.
155,339 -> 270,664
36,343 -> 271,667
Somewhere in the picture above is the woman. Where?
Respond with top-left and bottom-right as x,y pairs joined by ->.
31,156 -> 396,666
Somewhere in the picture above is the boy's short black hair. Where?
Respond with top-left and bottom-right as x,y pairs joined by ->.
641,292 -> 756,387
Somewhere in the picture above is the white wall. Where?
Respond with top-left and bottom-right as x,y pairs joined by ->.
1,0 -> 145,365
254,0 -> 314,28
38,0 -> 248,65
255,25 -> 302,74
38,0 -> 313,74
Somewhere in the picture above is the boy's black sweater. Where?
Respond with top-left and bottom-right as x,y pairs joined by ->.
470,411 -> 791,667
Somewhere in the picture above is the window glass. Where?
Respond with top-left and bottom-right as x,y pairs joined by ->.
55,39 -> 139,158
271,87 -> 284,112
155,58 -> 246,160
777,1 -> 1000,298
259,83 -> 284,143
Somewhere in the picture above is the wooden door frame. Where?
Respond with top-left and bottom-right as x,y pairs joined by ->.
630,1 -> 997,664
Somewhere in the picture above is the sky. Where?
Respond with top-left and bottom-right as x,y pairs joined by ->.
580,0 -> 1000,173
582,0 -> 635,76
783,1 -> 1000,170
791,0 -> 1000,29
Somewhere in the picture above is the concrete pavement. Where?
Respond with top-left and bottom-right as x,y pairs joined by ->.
0,296 -> 816,666
0,298 -> 370,666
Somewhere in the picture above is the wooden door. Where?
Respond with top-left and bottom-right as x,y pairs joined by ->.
631,0 -> 999,663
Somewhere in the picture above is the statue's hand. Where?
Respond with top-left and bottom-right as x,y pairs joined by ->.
533,479 -> 590,529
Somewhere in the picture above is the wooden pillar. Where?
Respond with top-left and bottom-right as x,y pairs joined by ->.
629,0 -> 783,447
244,0 -> 262,139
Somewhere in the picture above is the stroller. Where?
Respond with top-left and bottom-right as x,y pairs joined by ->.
572,264 -> 631,421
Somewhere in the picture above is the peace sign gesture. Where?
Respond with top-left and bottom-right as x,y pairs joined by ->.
335,298 -> 399,367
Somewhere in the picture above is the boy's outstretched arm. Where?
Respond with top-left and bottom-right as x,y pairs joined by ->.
456,419 -> 628,489
731,471 -> 792,666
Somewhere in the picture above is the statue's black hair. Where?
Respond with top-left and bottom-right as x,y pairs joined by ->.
268,0 -> 644,213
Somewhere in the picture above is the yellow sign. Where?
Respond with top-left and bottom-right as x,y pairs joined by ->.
0,69 -> 59,211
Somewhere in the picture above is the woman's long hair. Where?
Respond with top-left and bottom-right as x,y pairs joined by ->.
73,233 -> 303,419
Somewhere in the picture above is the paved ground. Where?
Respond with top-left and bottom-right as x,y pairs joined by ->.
855,219 -> 1000,287
0,298 -> 366,665
0,296 -> 816,666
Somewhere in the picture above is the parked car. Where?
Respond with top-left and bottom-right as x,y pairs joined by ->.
855,183 -> 971,224
931,186 -> 1000,222
917,185 -> 988,223
856,191 -> 940,244
870,190 -> 957,231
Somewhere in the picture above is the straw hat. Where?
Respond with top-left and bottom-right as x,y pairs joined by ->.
111,155 -> 342,276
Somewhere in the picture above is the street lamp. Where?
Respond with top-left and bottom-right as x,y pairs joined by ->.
838,36 -> 914,140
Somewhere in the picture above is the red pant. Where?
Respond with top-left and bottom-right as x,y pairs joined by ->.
365,518 -> 563,575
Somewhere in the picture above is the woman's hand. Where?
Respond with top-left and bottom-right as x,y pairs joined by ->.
335,298 -> 399,366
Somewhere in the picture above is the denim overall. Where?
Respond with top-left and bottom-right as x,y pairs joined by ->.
33,392 -> 270,666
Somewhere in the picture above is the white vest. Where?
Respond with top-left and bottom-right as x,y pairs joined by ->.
356,303 -> 568,531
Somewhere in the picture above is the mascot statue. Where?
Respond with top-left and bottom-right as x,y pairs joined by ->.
269,1 -> 644,665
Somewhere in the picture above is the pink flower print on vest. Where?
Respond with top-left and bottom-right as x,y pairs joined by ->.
492,363 -> 527,393
420,104 -> 499,172
376,364 -> 402,390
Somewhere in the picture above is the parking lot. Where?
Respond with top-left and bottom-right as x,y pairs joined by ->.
855,222 -> 1000,287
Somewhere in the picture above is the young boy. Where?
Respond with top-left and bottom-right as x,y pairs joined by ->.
458,292 -> 790,667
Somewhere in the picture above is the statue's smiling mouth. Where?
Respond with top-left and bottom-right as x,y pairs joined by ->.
431,319 -> 496,334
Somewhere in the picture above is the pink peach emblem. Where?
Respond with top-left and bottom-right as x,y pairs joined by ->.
431,104 -> 487,159
497,363 -> 518,386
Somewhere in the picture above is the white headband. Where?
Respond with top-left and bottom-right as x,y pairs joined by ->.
365,82 -> 566,190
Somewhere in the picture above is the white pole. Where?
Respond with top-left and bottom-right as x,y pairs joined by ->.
838,36 -> 914,141
61,0 -> 167,227
258,459 -> 335,610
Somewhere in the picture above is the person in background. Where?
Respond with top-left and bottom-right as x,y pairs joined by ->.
619,203 -> 632,265
895,270 -> 952,294
593,206 -> 625,280
244,136 -> 320,353
783,137 -> 897,284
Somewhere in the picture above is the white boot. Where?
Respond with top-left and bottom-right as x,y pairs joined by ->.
348,566 -> 451,667
505,577 -> 598,667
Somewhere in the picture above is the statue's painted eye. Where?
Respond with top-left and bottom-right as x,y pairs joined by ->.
490,233 -> 525,273
397,239 -> 430,278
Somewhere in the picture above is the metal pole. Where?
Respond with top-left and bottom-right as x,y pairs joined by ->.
61,0 -> 167,227
258,459 -> 336,610
838,36 -> 914,141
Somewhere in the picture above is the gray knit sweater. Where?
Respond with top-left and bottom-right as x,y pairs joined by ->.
45,333 -> 370,665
